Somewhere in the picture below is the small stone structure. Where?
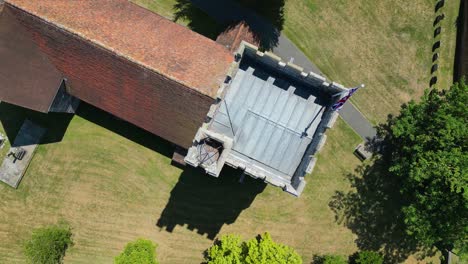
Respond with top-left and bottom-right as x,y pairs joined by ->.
354,143 -> 372,161
0,120 -> 46,188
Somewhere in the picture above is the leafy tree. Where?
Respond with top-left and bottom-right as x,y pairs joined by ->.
318,254 -> 347,264
115,239 -> 158,264
353,250 -> 383,264
206,234 -> 244,264
379,81 -> 468,254
24,225 -> 73,264
322,255 -> 347,264
206,232 -> 302,264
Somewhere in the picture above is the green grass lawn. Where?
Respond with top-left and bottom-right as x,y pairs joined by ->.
132,0 -> 459,124
434,0 -> 460,90
132,0 -> 179,20
283,0 -> 459,123
0,1 -> 459,263
0,104 -> 361,263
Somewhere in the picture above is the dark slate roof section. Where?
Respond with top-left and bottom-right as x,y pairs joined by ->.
0,6 -> 62,112
5,0 -> 233,98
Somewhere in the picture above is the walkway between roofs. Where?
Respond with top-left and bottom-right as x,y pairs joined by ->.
189,0 -> 377,140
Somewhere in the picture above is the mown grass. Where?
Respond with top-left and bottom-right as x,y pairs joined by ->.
0,103 -> 361,263
133,0 -> 459,123
0,1 -> 459,263
131,0 -> 179,20
283,0 -> 452,123
434,0 -> 460,90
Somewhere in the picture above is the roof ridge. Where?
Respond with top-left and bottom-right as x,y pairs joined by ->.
4,0 -> 233,98
5,1 -> 216,98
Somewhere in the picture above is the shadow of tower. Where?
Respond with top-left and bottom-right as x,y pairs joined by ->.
156,166 -> 266,239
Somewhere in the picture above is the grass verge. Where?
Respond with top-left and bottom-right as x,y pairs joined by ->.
133,0 -> 459,123
0,104 -> 361,263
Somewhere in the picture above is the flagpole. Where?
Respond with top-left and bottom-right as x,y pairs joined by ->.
331,84 -> 365,111
332,84 -> 365,98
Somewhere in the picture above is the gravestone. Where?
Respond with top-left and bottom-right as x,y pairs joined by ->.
434,13 -> 445,26
433,40 -> 441,51
434,26 -> 442,38
435,0 -> 445,12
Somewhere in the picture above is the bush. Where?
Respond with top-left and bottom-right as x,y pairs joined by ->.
24,225 -> 73,264
322,255 -> 347,264
206,232 -> 302,264
115,239 -> 158,264
313,254 -> 347,264
354,250 -> 383,264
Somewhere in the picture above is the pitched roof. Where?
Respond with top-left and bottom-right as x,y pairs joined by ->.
0,6 -> 62,112
5,0 -> 233,98
216,22 -> 260,52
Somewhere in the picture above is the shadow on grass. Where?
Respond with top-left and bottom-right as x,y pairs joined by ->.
157,166 -> 266,240
328,129 -> 436,263
77,102 -> 267,239
0,102 -> 73,145
76,102 -> 174,157
0,101 -> 173,156
173,0 -> 285,50
0,102 -> 266,239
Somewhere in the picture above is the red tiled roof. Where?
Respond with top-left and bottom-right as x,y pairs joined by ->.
0,6 -> 62,112
216,22 -> 260,52
5,0 -> 233,98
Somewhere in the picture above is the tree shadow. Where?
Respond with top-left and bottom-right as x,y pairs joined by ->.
173,0 -> 285,50
328,123 -> 436,263
0,102 -> 73,145
156,167 -> 266,240
173,0 -> 225,40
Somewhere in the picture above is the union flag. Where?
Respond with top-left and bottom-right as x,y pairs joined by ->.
331,85 -> 364,111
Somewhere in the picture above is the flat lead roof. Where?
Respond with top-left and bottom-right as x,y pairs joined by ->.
210,56 -> 327,180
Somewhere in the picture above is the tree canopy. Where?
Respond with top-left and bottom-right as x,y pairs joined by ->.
353,250 -> 383,264
24,225 -> 73,264
315,254 -> 347,264
206,232 -> 302,264
115,239 -> 158,264
379,81 -> 468,254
